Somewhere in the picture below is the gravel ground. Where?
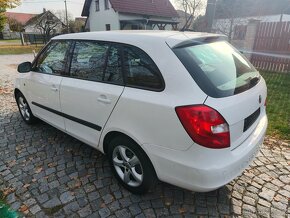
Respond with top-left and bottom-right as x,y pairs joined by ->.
0,54 -> 289,217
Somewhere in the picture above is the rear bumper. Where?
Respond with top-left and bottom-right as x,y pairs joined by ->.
143,113 -> 268,192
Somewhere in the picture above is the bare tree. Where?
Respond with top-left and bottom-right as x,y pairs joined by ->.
176,0 -> 204,30
54,10 -> 73,25
35,12 -> 60,43
213,0 -> 255,41
7,17 -> 23,32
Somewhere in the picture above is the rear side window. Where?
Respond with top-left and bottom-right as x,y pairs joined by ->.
70,41 -> 123,85
35,41 -> 70,75
70,41 -> 109,82
123,45 -> 164,90
173,41 -> 260,98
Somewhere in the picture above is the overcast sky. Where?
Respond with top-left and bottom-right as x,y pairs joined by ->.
7,0 -> 86,18
7,0 -> 179,18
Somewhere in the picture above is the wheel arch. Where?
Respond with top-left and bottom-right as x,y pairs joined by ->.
14,88 -> 22,98
102,131 -> 158,177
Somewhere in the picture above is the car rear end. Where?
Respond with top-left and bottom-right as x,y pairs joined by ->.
151,33 -> 268,191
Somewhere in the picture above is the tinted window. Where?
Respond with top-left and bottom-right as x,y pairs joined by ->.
103,45 -> 123,84
173,41 -> 260,98
70,41 -> 109,82
123,45 -> 163,90
36,41 -> 70,75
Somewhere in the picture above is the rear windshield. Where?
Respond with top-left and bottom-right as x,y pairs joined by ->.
173,41 -> 260,98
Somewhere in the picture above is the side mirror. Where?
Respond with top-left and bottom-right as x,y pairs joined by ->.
18,62 -> 32,73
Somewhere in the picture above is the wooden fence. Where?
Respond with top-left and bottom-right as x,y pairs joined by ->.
251,21 -> 290,73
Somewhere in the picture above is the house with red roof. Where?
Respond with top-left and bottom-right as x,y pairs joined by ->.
81,0 -> 179,31
1,12 -> 37,39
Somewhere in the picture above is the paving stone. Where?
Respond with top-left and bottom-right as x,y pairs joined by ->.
259,188 -> 275,201
129,203 -> 142,216
78,205 -> 92,217
60,191 -> 75,204
43,197 -> 61,209
30,204 -> 41,215
115,208 -> 131,218
98,207 -> 110,218
63,201 -> 80,214
37,193 -> 49,204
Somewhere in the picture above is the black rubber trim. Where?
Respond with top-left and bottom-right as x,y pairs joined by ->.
32,102 -> 102,131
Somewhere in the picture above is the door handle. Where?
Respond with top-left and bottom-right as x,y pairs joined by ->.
97,95 -> 111,104
51,85 -> 58,92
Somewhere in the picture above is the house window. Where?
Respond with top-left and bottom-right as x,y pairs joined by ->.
104,0 -> 109,10
106,24 -> 111,31
95,0 -> 100,11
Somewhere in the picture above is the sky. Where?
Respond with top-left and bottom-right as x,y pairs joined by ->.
7,0 -> 180,18
8,0 -> 88,18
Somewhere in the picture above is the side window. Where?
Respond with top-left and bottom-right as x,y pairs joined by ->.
123,45 -> 163,90
103,45 -> 123,84
35,41 -> 70,75
70,41 -> 109,82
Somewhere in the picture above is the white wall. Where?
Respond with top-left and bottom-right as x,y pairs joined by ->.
89,0 -> 120,31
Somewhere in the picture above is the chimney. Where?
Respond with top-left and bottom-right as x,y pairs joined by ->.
43,8 -> 46,13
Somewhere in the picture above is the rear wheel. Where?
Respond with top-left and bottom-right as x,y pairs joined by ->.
108,136 -> 156,194
16,92 -> 37,124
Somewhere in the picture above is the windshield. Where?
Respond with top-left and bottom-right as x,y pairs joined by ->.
173,41 -> 260,98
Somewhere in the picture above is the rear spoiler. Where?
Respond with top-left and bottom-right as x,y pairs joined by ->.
173,35 -> 228,49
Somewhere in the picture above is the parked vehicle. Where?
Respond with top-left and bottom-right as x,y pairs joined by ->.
15,31 -> 268,194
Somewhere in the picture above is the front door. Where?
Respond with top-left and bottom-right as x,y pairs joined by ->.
27,41 -> 71,130
60,41 -> 125,147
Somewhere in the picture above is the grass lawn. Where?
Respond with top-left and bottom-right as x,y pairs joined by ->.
0,44 -> 43,55
0,39 -> 21,44
261,71 -> 290,140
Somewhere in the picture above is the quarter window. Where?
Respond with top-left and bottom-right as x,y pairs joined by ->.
35,41 -> 70,75
123,45 -> 163,90
70,41 -> 109,82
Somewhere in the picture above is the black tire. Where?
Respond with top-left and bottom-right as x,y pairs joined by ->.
15,92 -> 38,125
108,136 -> 157,194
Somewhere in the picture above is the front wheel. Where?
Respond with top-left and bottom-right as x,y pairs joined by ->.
16,92 -> 37,124
108,136 -> 157,194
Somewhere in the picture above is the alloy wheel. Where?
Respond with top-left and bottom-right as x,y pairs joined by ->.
18,96 -> 30,121
112,145 -> 143,187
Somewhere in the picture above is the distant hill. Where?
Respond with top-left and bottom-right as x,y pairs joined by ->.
215,0 -> 290,19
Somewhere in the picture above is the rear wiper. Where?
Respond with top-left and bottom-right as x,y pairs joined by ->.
249,76 -> 260,87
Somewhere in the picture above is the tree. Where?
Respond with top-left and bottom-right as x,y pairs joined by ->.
35,12 -> 62,43
7,17 -> 22,31
213,0 -> 247,41
0,0 -> 20,32
54,9 -> 73,32
69,19 -> 85,33
192,15 -> 207,32
175,0 -> 204,30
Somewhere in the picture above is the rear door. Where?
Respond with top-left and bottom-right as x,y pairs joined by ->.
60,41 -> 124,147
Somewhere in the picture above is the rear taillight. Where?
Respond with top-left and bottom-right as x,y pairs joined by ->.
175,105 -> 230,149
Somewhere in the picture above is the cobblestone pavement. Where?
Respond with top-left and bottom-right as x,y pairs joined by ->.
0,55 -> 289,217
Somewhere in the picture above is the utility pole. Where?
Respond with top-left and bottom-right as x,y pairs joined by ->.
64,0 -> 69,33
205,0 -> 217,33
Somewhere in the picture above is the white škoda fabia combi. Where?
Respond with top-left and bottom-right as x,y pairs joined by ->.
15,31 -> 268,194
